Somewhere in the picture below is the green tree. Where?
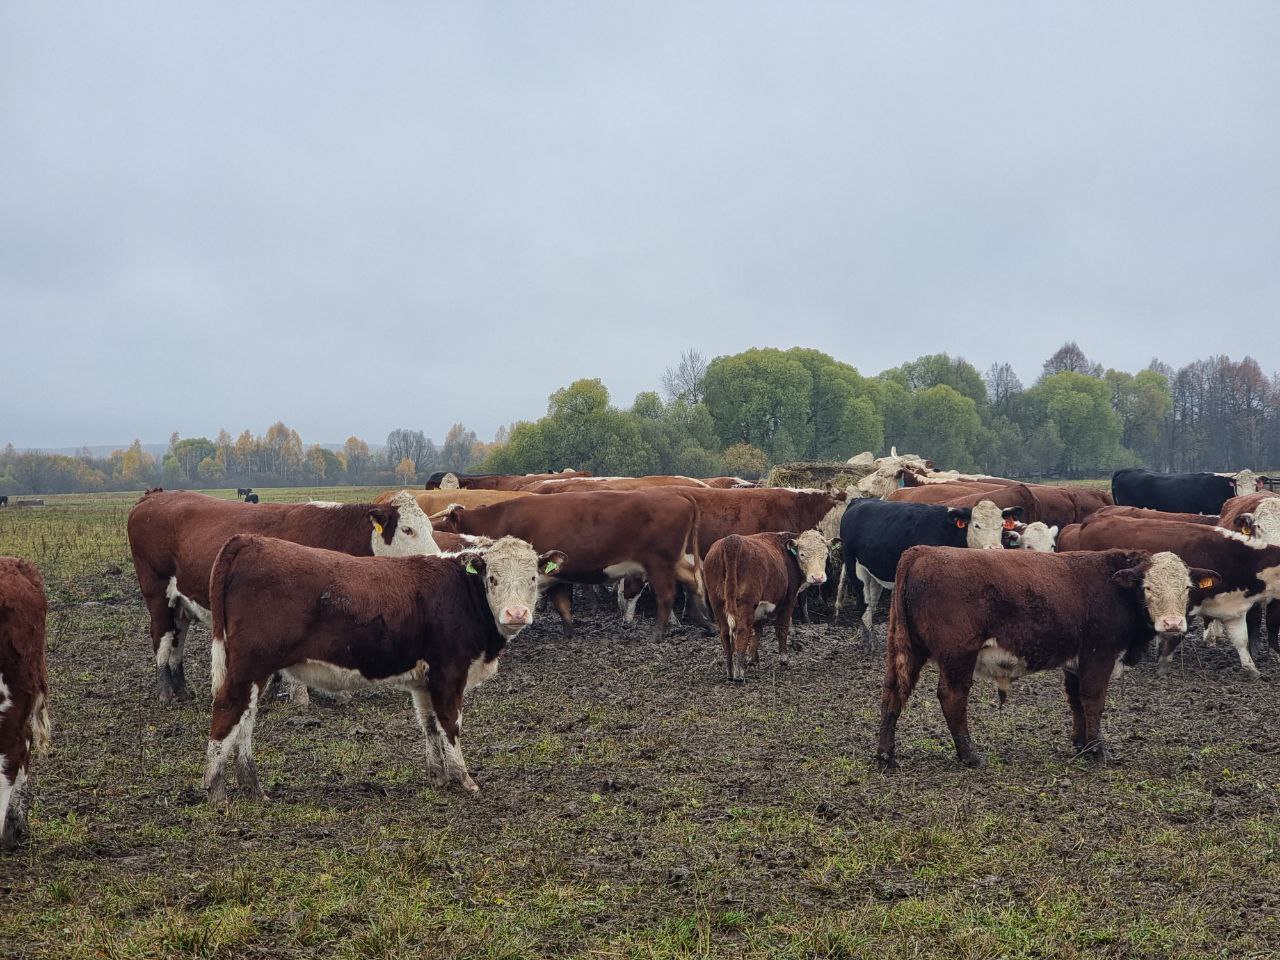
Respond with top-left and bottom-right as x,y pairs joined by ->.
1023,372 -> 1125,476
703,349 -> 813,461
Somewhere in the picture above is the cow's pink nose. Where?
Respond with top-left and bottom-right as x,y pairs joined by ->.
1158,617 -> 1186,633
809,574 -> 826,585
501,606 -> 531,625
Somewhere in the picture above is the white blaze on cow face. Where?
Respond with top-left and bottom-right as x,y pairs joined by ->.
1238,500 -> 1280,546
372,492 -> 440,557
857,466 -> 900,500
788,529 -> 832,586
963,500 -> 1008,550
461,536 -> 564,639
1136,551 -> 1194,635
1232,470 -> 1261,495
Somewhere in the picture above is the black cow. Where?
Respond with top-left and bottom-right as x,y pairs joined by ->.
0,496 -> 7,508
838,497 -> 1022,636
1111,469 -> 1266,515
243,493 -> 259,504
236,487 -> 253,499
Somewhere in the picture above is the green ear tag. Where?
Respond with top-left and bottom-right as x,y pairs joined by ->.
544,561 -> 559,573
465,561 -> 478,574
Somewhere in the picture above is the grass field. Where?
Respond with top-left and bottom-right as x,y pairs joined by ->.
3,488 -> 1280,958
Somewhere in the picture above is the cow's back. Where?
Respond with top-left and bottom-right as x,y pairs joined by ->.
841,498 -> 966,583
678,488 -> 839,554
705,533 -> 792,606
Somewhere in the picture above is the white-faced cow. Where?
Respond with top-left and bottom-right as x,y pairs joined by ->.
1057,514 -> 1280,677
1111,468 -> 1268,515
1004,521 -> 1059,552
705,530 -> 834,681
204,535 -> 564,802
1,558 -> 51,850
876,547 -> 1220,769
837,498 -> 1026,636
127,489 -> 438,701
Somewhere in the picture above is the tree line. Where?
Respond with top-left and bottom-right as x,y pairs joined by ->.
3,342 -> 1277,494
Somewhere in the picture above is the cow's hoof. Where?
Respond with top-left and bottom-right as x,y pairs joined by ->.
789,639 -> 804,652
1155,659 -> 1172,677
874,751 -> 898,771
959,753 -> 986,769
174,685 -> 194,703
779,657 -> 790,669
207,787 -> 228,807
1244,667 -> 1262,680
458,777 -> 480,795
1083,745 -> 1115,764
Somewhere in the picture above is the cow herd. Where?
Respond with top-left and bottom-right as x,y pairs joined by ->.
0,462 -> 1276,849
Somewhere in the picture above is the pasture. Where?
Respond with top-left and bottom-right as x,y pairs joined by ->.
3,489 -> 1280,958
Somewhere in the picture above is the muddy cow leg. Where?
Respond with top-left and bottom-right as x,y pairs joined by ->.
1246,604 -> 1264,649
1222,616 -> 1261,678
856,565 -> 882,638
0,755 -> 31,850
546,583 -> 575,639
233,692 -> 265,800
429,683 -> 478,795
205,678 -> 264,804
410,687 -> 447,785
649,573 -> 678,643
1268,600 -> 1280,655
714,603 -> 733,681
936,658 -> 982,768
138,568 -> 185,702
1075,656 -> 1117,761
1155,629 -> 1185,676
1063,668 -> 1086,750
165,603 -> 196,702
876,641 -> 926,768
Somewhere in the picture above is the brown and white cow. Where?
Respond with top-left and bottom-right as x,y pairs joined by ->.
522,475 -> 710,494
1092,505 -> 1220,526
204,535 -> 564,802
701,477 -> 758,489
1057,514 -> 1280,677
676,487 -> 847,555
876,547 -> 1219,768
127,489 -> 438,701
1,558 -> 50,849
434,489 -> 706,642
705,530 -> 833,681
893,482 -> 1108,528
425,470 -> 593,491
1218,492 -> 1280,652
1003,521 -> 1059,552
374,488 -> 532,516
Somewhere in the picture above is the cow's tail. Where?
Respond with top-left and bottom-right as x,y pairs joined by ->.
884,550 -> 919,700
209,534 -> 254,696
29,689 -> 51,758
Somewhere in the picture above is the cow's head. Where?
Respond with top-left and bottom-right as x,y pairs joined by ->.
1231,500 -> 1280,545
457,536 -> 567,639
787,529 -> 834,586
1111,550 -> 1221,635
367,491 -> 439,556
857,466 -> 901,500
1004,521 -> 1059,552
950,500 -> 1022,549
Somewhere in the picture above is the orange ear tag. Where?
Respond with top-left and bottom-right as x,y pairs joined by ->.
1198,577 -> 1215,589
955,519 -> 967,529
1003,518 -> 1017,530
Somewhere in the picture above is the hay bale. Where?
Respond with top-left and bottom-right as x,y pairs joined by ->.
765,460 -> 874,491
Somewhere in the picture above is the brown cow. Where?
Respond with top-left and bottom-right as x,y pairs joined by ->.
701,477 -> 758,488
374,488 -> 531,516
1,558 -> 50,849
893,482 -> 1109,526
705,530 -> 833,681
425,470 -> 593,491
127,489 -> 438,701
876,547 -> 1219,768
435,489 -> 706,641
523,475 -> 710,493
676,487 -> 847,554
1092,505 -> 1219,525
1057,514 -> 1280,677
888,481 -> 1008,505
204,535 -> 564,802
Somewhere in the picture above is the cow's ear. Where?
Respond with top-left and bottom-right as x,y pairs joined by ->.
539,550 -> 567,575
367,507 -> 392,537
1001,506 -> 1025,528
1188,567 -> 1221,597
1236,513 -> 1256,538
1110,565 -> 1145,590
827,537 -> 842,551
947,507 -> 971,529
787,539 -> 799,556
459,551 -> 487,576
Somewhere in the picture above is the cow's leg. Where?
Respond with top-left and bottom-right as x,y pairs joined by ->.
833,565 -> 848,617
936,661 -> 982,767
650,573 -> 678,643
409,687 -> 446,784
205,678 -> 263,804
285,674 -> 311,708
1268,600 -> 1280,655
0,759 -> 29,850
548,583 -> 575,639
1246,604 -> 1264,649
1223,616 -> 1261,678
1063,668 -> 1086,750
164,602 -> 197,702
855,563 -> 882,638
726,606 -> 753,682
714,603 -> 733,681
876,642 -> 926,769
139,570 -> 185,702
1156,630 -> 1185,675
1075,657 -> 1116,761
429,685 -> 478,795
775,601 -> 795,668
233,692 -> 265,800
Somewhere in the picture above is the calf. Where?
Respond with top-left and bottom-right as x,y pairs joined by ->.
128,489 -> 438,701
204,535 -> 564,802
1058,514 -> 1280,676
877,547 -> 1218,768
1004,521 -> 1059,552
435,489 -> 705,642
1,558 -> 51,849
243,493 -> 259,504
838,498 -> 1024,636
705,530 -> 832,681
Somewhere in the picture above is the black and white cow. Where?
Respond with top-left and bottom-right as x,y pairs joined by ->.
1112,468 -> 1268,515
837,498 -> 1025,636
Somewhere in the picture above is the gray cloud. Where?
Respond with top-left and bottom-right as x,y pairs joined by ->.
3,2 -> 1278,448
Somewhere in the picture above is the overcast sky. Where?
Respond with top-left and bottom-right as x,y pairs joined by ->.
3,3 -> 1278,450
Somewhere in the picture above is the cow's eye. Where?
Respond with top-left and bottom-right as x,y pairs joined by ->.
402,527 -> 414,536
489,576 -> 497,586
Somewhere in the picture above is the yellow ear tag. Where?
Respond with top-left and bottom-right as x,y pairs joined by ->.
1198,577 -> 1214,589
1242,524 -> 1253,537
373,522 -> 383,535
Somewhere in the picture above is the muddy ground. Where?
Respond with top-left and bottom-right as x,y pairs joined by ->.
3,571 -> 1280,958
